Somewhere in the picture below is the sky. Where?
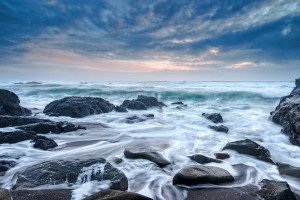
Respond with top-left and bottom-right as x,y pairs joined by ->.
0,0 -> 299,81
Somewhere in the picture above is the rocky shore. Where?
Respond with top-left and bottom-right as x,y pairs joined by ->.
1,80 -> 300,200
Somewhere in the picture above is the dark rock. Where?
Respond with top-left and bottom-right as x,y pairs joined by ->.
14,158 -> 128,191
126,116 -> 146,124
0,116 -> 50,128
214,153 -> 230,160
84,189 -> 152,200
25,81 -> 42,84
18,121 -> 85,134
0,188 -> 10,200
222,139 -> 274,164
0,160 -> 17,176
145,114 -> 154,118
173,165 -> 234,186
32,135 -> 58,150
124,148 -> 170,167
0,130 -> 36,144
0,89 -> 31,116
43,97 -> 115,118
270,77 -> 300,146
277,162 -> 300,178
189,154 -> 222,164
112,157 -> 123,164
115,106 -> 128,113
209,125 -> 229,133
10,189 -> 72,200
256,179 -> 296,200
202,113 -> 223,123
171,102 -> 184,105
121,95 -> 165,110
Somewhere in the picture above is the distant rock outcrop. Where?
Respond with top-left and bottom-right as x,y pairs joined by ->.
0,89 -> 31,116
270,77 -> 300,146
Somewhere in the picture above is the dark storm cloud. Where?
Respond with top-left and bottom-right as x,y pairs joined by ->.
0,0 -> 299,65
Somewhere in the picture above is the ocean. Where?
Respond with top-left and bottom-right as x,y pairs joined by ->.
0,81 -> 299,199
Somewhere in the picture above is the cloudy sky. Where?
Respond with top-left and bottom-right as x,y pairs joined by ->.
1,0 -> 299,81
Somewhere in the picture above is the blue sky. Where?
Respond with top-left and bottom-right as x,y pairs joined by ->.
0,0 -> 299,81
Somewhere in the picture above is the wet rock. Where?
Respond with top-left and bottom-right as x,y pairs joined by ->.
124,148 -> 170,167
0,89 -> 31,116
214,152 -> 230,160
0,116 -> 50,128
18,121 -> 85,134
189,154 -> 222,164
209,125 -> 229,133
256,179 -> 296,200
202,113 -> 223,123
121,95 -> 166,110
43,97 -> 115,118
222,139 -> 274,164
171,102 -> 184,105
126,116 -> 146,124
0,130 -> 36,144
145,114 -> 154,118
115,106 -> 128,113
25,81 -> 42,85
173,165 -> 234,186
14,158 -> 128,191
276,162 -> 300,179
10,189 -> 72,200
0,160 -> 17,176
32,135 -> 58,150
270,77 -> 300,146
84,189 -> 152,200
0,188 -> 10,200
112,157 -> 123,164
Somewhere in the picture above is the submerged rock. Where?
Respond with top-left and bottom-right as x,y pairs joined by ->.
84,189 -> 152,200
124,148 -> 170,167
270,77 -> 300,146
276,162 -> 300,179
32,135 -> 58,150
202,113 -> 223,123
125,114 -> 154,124
0,160 -> 17,176
0,89 -> 31,116
14,158 -> 128,191
0,116 -> 50,128
214,152 -> 230,160
222,139 -> 274,164
189,154 -> 222,164
256,179 -> 296,200
173,165 -> 234,186
171,101 -> 184,105
18,121 -> 85,134
115,106 -> 128,113
121,95 -> 166,110
209,125 -> 229,133
43,97 -> 115,118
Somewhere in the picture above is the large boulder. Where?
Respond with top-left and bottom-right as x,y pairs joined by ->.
222,139 -> 274,164
276,162 -> 300,179
14,158 -> 128,191
256,179 -> 296,200
270,77 -> 300,146
0,116 -> 50,128
209,125 -> 229,133
189,154 -> 222,164
202,113 -> 223,123
124,148 -> 170,167
0,89 -> 31,116
173,165 -> 234,186
84,189 -> 152,200
43,97 -> 115,118
32,135 -> 58,150
121,95 -> 166,110
0,160 -> 17,176
9,189 -> 72,200
0,130 -> 36,144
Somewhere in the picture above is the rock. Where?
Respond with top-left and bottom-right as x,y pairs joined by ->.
276,162 -> 300,178
25,81 -> 42,84
173,165 -> 234,186
145,114 -> 154,118
0,130 -> 36,144
43,97 -> 115,118
0,116 -> 50,128
10,189 -> 72,200
124,148 -> 170,167
0,188 -> 10,200
171,102 -> 184,105
214,153 -> 230,160
32,135 -> 58,150
0,89 -> 31,116
256,179 -> 296,200
18,121 -> 85,134
112,157 -> 123,164
84,189 -> 152,200
202,113 -> 223,123
270,77 -> 300,146
222,139 -> 274,164
14,158 -> 128,191
115,106 -> 128,113
126,116 -> 146,124
121,95 -> 165,110
209,125 -> 229,133
0,160 -> 17,176
189,154 -> 222,164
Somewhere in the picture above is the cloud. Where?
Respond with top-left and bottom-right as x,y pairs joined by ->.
225,62 -> 255,69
